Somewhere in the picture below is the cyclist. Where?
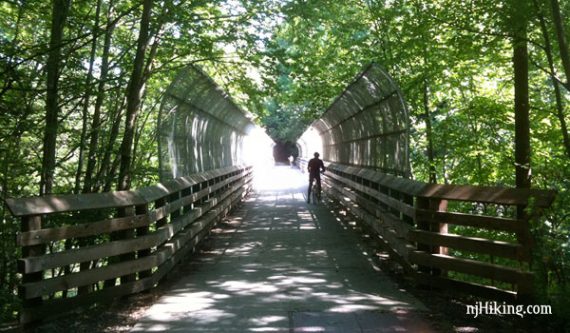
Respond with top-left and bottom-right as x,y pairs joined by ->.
307,152 -> 325,203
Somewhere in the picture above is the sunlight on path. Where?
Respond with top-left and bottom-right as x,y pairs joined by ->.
252,165 -> 307,195
131,166 -> 432,332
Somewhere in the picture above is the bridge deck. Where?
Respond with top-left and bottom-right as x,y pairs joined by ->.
131,167 -> 433,332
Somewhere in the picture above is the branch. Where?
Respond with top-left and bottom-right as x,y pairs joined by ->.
529,57 -> 570,91
550,0 -> 570,87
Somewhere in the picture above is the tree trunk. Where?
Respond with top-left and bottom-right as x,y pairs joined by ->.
93,95 -> 124,192
74,0 -> 102,194
40,0 -> 72,196
513,3 -> 531,190
550,0 -> 570,90
83,1 -> 116,193
117,0 -> 153,191
536,0 -> 570,158
423,79 -> 437,184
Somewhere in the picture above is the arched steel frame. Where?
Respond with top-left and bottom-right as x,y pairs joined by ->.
298,63 -> 411,177
158,65 -> 271,179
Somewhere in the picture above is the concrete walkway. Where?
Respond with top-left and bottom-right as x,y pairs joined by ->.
131,167 -> 433,332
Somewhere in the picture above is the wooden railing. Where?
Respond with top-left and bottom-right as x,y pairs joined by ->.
321,162 -> 555,300
5,166 -> 253,324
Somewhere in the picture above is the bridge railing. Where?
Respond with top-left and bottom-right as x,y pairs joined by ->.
5,165 -> 253,325
321,162 -> 555,300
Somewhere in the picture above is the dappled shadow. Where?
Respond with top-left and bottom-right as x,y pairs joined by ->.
131,167 -> 430,332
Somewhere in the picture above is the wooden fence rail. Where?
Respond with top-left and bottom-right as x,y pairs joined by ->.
319,162 -> 555,300
5,165 -> 253,325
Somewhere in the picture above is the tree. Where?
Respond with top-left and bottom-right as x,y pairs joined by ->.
83,0 -> 118,193
533,0 -> 570,158
117,0 -> 153,191
511,0 -> 532,190
550,0 -> 570,91
40,0 -> 72,195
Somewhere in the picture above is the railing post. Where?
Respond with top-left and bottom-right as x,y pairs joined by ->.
103,205 -> 134,288
154,197 -> 169,264
200,180 -> 208,204
416,197 -> 448,276
170,191 -> 181,220
438,200 -> 449,257
209,177 -> 215,199
19,215 -> 43,325
402,193 -> 414,225
78,212 -> 94,295
182,186 -> 192,214
516,204 -> 533,300
136,202 -> 151,279
155,197 -> 167,229
119,206 -> 136,284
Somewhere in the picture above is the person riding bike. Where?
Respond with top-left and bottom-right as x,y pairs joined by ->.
307,152 -> 325,203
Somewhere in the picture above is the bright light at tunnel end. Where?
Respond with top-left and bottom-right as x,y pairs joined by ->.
298,126 -> 324,160
244,126 -> 274,171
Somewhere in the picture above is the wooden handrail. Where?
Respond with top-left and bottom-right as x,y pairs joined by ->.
322,162 -> 556,301
5,166 -> 243,216
325,163 -> 555,207
5,191 -> 146,216
5,165 -> 253,325
416,183 -> 555,207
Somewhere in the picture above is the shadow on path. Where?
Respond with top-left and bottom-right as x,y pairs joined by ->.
131,166 -> 433,332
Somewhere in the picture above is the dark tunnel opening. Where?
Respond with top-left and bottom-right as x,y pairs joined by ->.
272,141 -> 298,165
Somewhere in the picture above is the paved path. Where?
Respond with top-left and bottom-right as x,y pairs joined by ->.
131,167 -> 433,332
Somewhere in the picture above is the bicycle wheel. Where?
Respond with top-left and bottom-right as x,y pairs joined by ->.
311,185 -> 318,204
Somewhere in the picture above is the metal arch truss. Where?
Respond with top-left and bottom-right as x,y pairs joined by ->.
158,65 -> 257,180
298,64 -> 411,178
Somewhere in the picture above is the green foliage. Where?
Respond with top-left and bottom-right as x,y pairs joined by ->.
262,101 -> 309,143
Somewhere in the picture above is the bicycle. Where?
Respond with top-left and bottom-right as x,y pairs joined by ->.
310,182 -> 322,204
307,170 -> 325,204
